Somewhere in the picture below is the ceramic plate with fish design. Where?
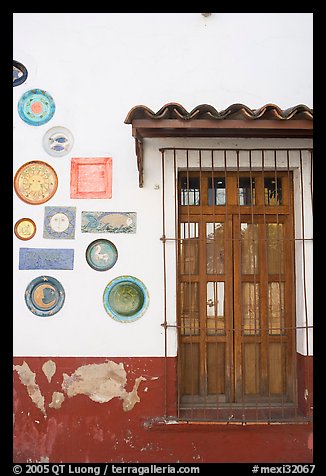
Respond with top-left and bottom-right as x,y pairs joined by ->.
25,275 -> 65,317
86,239 -> 118,271
103,276 -> 149,322
18,89 -> 55,126
43,126 -> 74,157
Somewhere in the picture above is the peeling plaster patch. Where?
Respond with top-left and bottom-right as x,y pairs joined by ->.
122,376 -> 146,412
49,391 -> 65,409
42,360 -> 56,383
61,361 -> 148,411
13,361 -> 47,418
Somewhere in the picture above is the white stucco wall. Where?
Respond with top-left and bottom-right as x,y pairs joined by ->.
13,13 -> 313,357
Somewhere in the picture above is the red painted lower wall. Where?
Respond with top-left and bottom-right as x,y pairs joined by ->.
13,356 -> 313,463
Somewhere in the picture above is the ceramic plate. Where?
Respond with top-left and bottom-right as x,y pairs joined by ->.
14,218 -> 36,240
24,275 -> 65,317
103,276 -> 149,322
13,60 -> 28,87
43,126 -> 74,157
14,161 -> 58,205
86,239 -> 118,271
18,89 -> 55,126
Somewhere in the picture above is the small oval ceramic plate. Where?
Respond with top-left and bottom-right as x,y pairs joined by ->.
86,239 -> 118,271
103,276 -> 149,322
14,218 -> 36,240
18,89 -> 55,126
13,60 -> 28,87
43,126 -> 74,157
25,275 -> 65,317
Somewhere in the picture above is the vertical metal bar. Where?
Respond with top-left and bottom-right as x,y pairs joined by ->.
224,149 -> 230,414
310,150 -> 313,211
174,148 -> 181,420
275,150 -> 285,420
199,148 -> 207,420
209,149 -> 218,420
161,149 -> 168,419
185,149 -> 195,419
287,149 -> 298,420
299,151 -> 310,357
261,150 -> 272,420
236,149 -> 245,416
299,150 -> 311,419
249,150 -> 259,421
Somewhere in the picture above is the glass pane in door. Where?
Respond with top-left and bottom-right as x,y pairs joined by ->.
241,223 -> 259,274
206,222 -> 225,274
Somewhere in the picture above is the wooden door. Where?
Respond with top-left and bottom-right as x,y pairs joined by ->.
178,171 -> 295,407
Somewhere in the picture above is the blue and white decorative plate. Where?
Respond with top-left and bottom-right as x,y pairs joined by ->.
13,60 -> 28,87
24,275 -> 65,317
43,206 -> 76,239
86,239 -> 118,271
43,126 -> 74,157
103,276 -> 149,322
18,89 -> 55,126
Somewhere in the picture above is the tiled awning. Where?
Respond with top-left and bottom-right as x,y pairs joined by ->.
124,103 -> 313,187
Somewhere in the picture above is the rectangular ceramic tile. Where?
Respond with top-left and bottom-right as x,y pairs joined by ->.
43,206 -> 76,239
19,248 -> 74,270
70,157 -> 112,199
81,212 -> 136,233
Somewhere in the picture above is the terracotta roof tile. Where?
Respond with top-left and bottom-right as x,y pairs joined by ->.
124,103 -> 313,123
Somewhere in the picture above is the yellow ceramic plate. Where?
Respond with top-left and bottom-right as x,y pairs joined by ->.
14,218 -> 36,240
14,161 -> 58,205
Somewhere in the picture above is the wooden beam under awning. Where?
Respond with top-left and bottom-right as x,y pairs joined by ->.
129,119 -> 313,187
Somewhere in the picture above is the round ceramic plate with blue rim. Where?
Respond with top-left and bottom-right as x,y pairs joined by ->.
13,60 -> 28,87
18,89 -> 55,126
103,276 -> 149,322
25,275 -> 65,317
43,126 -> 74,157
86,239 -> 118,271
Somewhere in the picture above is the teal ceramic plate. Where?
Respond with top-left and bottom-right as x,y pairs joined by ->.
103,276 -> 149,322
18,89 -> 55,126
86,239 -> 118,271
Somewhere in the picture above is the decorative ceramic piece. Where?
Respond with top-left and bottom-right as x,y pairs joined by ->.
13,60 -> 28,87
14,218 -> 36,240
14,161 -> 58,205
70,157 -> 112,199
24,275 -> 65,317
43,206 -> 76,239
81,211 -> 136,233
85,239 -> 118,271
19,248 -> 74,270
103,276 -> 149,322
18,89 -> 55,126
43,126 -> 74,157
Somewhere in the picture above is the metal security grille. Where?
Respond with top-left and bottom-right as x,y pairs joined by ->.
160,147 -> 313,423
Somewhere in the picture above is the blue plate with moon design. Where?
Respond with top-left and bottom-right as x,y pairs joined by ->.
103,276 -> 149,322
25,275 -> 65,317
